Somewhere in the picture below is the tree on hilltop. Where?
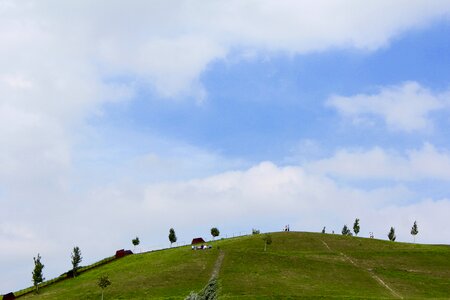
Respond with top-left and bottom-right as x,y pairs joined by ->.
169,228 -> 177,247
132,236 -> 140,252
71,246 -> 82,277
341,225 -> 352,236
32,253 -> 45,294
210,227 -> 220,240
353,218 -> 360,236
410,221 -> 419,243
388,227 -> 396,241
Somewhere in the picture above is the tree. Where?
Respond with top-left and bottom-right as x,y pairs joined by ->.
353,218 -> 360,236
71,246 -> 82,277
252,228 -> 260,235
321,226 -> 326,234
169,228 -> 177,247
388,227 -> 396,241
132,236 -> 140,252
98,275 -> 111,300
32,253 -> 45,293
262,234 -> 272,251
210,227 -> 220,240
410,221 -> 419,243
341,225 -> 352,236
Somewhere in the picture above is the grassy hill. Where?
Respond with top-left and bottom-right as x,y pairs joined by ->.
13,232 -> 450,299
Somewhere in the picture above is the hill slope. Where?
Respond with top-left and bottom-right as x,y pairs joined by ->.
16,232 -> 450,299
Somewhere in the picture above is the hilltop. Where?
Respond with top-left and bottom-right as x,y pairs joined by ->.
10,232 -> 450,299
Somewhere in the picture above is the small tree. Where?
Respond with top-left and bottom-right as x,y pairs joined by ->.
252,228 -> 260,235
341,225 -> 352,236
98,275 -> 111,300
210,227 -> 220,240
410,221 -> 419,243
71,246 -> 82,277
132,236 -> 140,252
388,227 -> 396,241
32,253 -> 45,293
321,226 -> 326,234
353,218 -> 360,236
262,234 -> 272,251
169,228 -> 177,247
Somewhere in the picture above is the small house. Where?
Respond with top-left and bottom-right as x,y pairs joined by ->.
3,292 -> 15,300
115,249 -> 133,258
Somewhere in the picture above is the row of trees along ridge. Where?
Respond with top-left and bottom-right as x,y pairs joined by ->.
335,218 -> 419,242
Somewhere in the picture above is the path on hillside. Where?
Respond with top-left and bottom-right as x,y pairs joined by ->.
320,240 -> 403,299
210,250 -> 225,280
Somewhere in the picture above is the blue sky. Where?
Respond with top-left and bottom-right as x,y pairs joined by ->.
95,18 -> 450,163
1,1 -> 450,293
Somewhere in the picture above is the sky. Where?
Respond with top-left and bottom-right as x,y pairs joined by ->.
1,0 -> 450,293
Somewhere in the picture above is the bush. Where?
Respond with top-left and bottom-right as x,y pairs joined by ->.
201,278 -> 218,300
185,291 -> 201,300
185,278 -> 218,300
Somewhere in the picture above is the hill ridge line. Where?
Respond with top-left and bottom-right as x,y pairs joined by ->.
320,239 -> 403,299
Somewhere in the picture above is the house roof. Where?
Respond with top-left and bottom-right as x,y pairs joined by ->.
191,237 -> 205,244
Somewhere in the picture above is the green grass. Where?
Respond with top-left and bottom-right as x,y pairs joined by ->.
15,232 -> 450,299
19,247 -> 218,299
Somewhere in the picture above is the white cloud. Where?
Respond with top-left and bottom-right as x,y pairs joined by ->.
1,74 -> 34,90
0,1 -> 448,191
327,82 -> 449,132
307,143 -> 450,181
2,1 -> 450,100
89,161 -> 448,246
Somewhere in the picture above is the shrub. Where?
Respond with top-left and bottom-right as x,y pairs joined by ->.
185,278 -> 218,300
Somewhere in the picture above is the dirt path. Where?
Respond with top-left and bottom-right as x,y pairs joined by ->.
321,240 -> 332,251
320,239 -> 403,299
210,250 -> 225,280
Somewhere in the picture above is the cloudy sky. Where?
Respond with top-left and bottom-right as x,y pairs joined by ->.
2,0 -> 450,293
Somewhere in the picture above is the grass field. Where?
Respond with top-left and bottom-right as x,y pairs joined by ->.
16,232 -> 450,299
19,247 -> 218,300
